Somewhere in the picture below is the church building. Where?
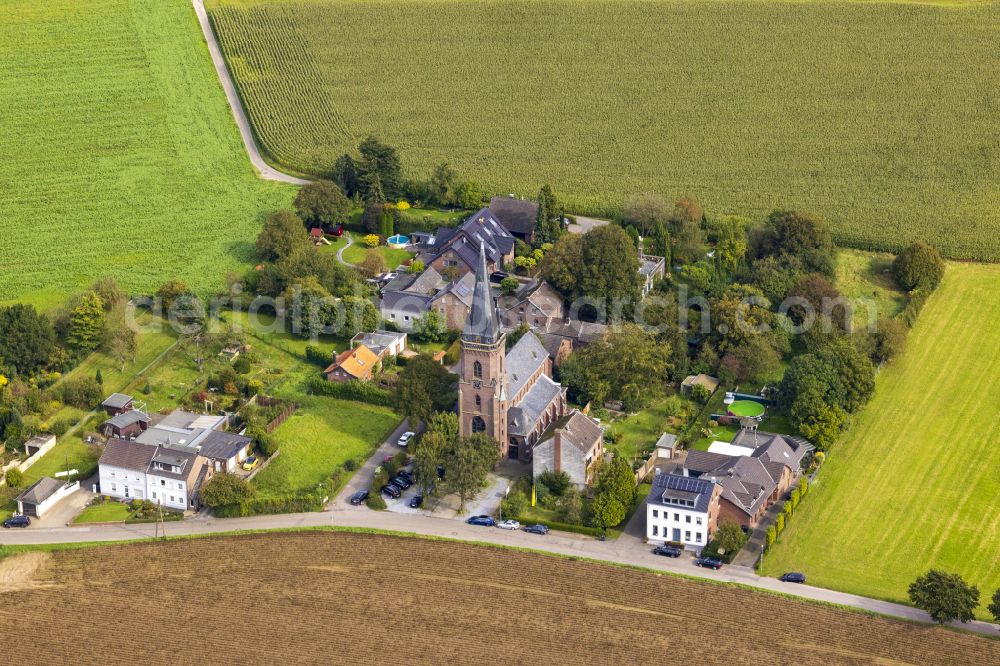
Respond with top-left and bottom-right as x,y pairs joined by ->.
458,245 -> 567,460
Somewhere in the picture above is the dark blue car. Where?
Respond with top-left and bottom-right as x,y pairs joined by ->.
523,524 -> 549,535
466,515 -> 496,527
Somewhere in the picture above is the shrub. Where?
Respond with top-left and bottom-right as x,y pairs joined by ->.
893,241 -> 945,292
232,356 -> 252,374
201,473 -> 256,509
366,491 -> 387,510
500,490 -> 528,519
538,470 -> 571,497
798,477 -> 809,496
775,513 -> 785,533
766,525 -> 777,548
307,377 -> 393,406
4,467 -> 23,488
364,234 -> 380,248
304,345 -> 331,367
343,458 -> 358,472
690,384 -> 711,404
408,259 -> 425,274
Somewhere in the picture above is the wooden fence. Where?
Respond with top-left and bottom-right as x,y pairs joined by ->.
264,402 -> 299,434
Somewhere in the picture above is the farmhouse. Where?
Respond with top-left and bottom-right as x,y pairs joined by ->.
532,410 -> 604,487
98,438 -> 211,511
488,195 -> 539,244
324,345 -> 380,383
458,245 -> 567,461
646,472 -> 721,549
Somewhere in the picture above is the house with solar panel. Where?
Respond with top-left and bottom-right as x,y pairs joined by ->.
422,207 -> 515,279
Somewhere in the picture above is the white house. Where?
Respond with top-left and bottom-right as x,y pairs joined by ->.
98,438 -> 210,511
646,472 -> 720,550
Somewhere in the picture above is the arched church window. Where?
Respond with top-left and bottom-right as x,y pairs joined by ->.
472,416 -> 486,433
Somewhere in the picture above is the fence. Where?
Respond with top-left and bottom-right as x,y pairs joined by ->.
264,403 -> 298,433
247,448 -> 281,481
0,435 -> 57,486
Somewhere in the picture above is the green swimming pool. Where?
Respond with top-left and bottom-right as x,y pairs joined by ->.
728,400 -> 765,418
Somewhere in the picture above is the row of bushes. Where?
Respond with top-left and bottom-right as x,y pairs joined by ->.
307,377 -> 393,407
898,288 -> 930,328
213,493 -> 326,518
765,476 -> 810,549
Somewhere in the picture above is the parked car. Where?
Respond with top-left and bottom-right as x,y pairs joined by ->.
466,515 -> 496,527
349,490 -> 369,505
779,572 -> 806,584
694,556 -> 724,570
392,475 -> 412,489
396,469 -> 415,483
381,484 -> 402,499
497,519 -> 520,530
409,494 -> 424,508
2,515 -> 30,528
241,455 -> 259,471
397,431 -> 415,447
522,524 -> 549,535
653,545 -> 682,558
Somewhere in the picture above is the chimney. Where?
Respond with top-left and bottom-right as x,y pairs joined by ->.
553,432 -> 562,472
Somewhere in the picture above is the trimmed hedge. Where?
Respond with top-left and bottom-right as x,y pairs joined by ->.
213,494 -> 325,518
522,518 -> 603,538
307,377 -> 393,407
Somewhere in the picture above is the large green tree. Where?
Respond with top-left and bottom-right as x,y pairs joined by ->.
256,210 -> 310,262
443,433 -> 501,510
752,210 -> 835,279
622,192 -> 670,237
394,355 -> 458,424
534,184 -> 564,245
893,241 -> 945,292
579,224 -> 641,306
0,304 -> 56,376
908,570 -> 979,624
294,180 -> 352,228
357,135 -> 402,200
65,291 -> 106,355
540,232 -> 583,296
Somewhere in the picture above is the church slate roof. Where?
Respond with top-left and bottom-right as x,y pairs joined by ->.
462,243 -> 502,345
505,331 -> 548,398
507,375 -> 563,437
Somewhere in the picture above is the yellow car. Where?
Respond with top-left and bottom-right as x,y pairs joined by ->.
241,455 -> 259,471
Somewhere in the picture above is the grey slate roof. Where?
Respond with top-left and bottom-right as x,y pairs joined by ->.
538,409 -> 602,453
684,450 -> 735,475
508,375 -> 563,437
101,393 -> 133,409
655,433 -> 679,450
99,437 -> 158,472
149,447 -> 199,481
353,330 -> 406,357
15,477 -> 64,506
436,208 -> 515,268
650,473 -> 715,514
505,331 -> 548,397
432,270 -> 476,309
462,244 -> 502,345
195,430 -> 252,462
489,196 -> 539,236
103,410 -> 150,430
731,429 -> 812,472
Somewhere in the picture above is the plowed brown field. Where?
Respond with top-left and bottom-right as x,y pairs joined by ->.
1,532 -> 995,664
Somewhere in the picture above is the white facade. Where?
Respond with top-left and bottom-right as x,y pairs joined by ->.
145,472 -> 190,511
646,502 -> 709,548
99,466 -> 190,511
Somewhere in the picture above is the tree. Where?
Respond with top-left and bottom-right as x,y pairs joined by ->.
870,317 -> 908,364
156,279 -> 189,314
753,210 -> 835,279
104,301 -> 137,370
560,487 -> 583,524
714,215 -> 749,273
201,473 -> 256,508
394,354 -> 458,423
534,184 -> 564,245
715,521 -> 749,554
893,241 -> 945,292
362,202 -> 385,234
591,492 -> 625,529
0,304 -> 56,376
499,276 -> 519,295
538,470 -> 571,496
988,588 -> 1000,624
358,135 -> 403,200
455,180 -> 483,209
359,249 -> 388,278
749,255 -> 803,305
444,433 -> 501,510
540,233 -> 583,296
596,456 -> 637,509
787,273 -> 849,333
294,180 -> 352,228
414,430 -> 447,495
65,291 -> 106,354
429,162 -> 459,207
90,277 -> 125,310
579,224 -> 641,306
411,310 -> 446,343
408,259 -> 425,275
730,336 -> 783,384
560,323 -> 671,411
908,570 -> 979,624
332,153 -> 359,197
622,192 -> 670,237
4,467 -> 24,489
256,210 -> 309,261
670,196 -> 704,264
95,369 -> 104,385
793,396 -> 847,450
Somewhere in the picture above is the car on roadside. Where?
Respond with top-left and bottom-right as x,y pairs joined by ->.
522,524 -> 549,535
694,556 -> 724,570
397,431 -> 415,447
497,519 -> 520,530
2,515 -> 30,528
392,475 -> 412,489
466,515 -> 496,527
396,469 -> 415,483
349,490 -> 369,505
381,484 -> 402,499
779,572 -> 806,584
653,545 -> 682,558
409,494 -> 424,508
241,455 -> 259,471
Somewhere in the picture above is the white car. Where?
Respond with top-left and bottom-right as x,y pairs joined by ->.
497,520 -> 520,531
397,431 -> 415,447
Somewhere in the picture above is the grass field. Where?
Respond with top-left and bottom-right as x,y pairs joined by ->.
2,532 -> 997,664
0,0 -> 293,306
764,263 -> 1000,618
207,0 -> 1000,259
341,242 -> 414,269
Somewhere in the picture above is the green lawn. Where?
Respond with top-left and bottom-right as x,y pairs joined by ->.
73,502 -> 131,524
209,0 -> 1000,260
21,435 -> 100,486
341,242 -> 414,269
609,396 -> 693,461
763,263 -> 1000,619
0,0 -> 293,306
254,395 -> 399,496
836,249 -> 907,328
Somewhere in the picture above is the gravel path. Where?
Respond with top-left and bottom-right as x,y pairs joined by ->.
192,0 -> 310,186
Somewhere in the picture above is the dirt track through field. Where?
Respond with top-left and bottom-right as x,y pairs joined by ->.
2,532 -> 997,665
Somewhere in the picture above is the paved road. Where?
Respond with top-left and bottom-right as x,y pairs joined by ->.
4,498 -> 997,636
192,0 -> 310,186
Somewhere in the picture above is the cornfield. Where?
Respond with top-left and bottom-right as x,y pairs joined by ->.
0,0 -> 293,306
207,0 -> 1000,260
5,532 -> 997,664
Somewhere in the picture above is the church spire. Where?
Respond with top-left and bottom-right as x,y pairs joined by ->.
462,243 -> 501,345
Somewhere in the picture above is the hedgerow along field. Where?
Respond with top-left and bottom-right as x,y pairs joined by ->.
206,0 -> 1000,260
4,532 -> 997,664
0,0 -> 293,308
763,262 -> 1000,619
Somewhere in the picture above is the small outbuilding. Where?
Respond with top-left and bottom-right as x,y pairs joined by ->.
15,477 -> 78,518
101,393 -> 134,417
680,374 -> 719,397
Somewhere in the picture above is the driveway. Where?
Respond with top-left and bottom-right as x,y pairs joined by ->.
334,418 -> 413,505
30,480 -> 96,528
567,215 -> 611,234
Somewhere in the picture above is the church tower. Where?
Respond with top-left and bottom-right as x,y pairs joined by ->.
458,244 -> 508,451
